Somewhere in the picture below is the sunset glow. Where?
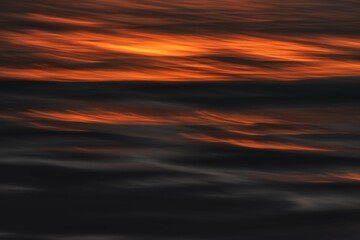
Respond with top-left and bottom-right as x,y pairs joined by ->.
1,0 -> 359,239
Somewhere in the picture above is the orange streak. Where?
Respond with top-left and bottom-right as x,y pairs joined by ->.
248,172 -> 333,183
2,30 -> 359,81
23,110 -> 283,126
0,68 -> 219,82
29,122 -> 87,132
182,133 -> 330,151
225,127 -> 345,136
248,172 -> 360,183
329,173 -> 360,181
26,14 -> 102,26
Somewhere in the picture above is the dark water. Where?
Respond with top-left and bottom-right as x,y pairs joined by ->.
1,1 -> 360,239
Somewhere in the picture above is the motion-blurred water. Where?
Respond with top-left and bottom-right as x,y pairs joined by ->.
1,1 -> 360,239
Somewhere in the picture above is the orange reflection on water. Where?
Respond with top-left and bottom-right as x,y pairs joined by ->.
23,109 -> 283,126
26,14 -> 103,27
182,133 -> 330,151
2,29 -> 359,81
330,173 -> 360,181
224,127 -> 345,136
248,172 -> 360,183
29,122 -> 87,132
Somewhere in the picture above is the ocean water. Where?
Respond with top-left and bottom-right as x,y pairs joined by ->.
1,1 -> 360,239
